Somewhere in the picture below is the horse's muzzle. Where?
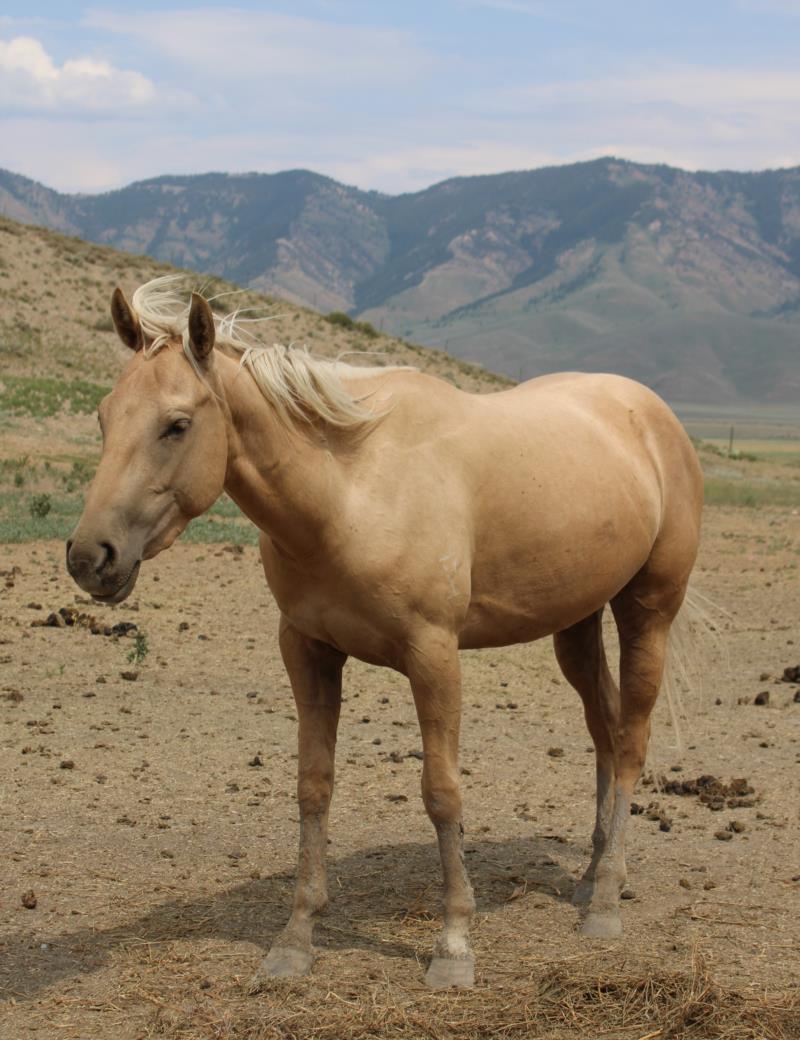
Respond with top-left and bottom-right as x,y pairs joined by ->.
66,538 -> 141,603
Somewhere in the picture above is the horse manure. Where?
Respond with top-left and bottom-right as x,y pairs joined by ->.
659,774 -> 757,810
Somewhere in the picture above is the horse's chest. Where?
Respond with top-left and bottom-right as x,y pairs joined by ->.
258,539 -> 405,666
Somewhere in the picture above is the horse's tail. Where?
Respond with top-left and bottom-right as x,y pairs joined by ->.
660,585 -> 729,754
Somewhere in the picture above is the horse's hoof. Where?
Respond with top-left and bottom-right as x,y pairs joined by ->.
580,911 -> 623,939
253,944 -> 314,985
425,955 -> 475,989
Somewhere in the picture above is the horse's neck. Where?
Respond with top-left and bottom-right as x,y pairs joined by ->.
218,356 -> 340,556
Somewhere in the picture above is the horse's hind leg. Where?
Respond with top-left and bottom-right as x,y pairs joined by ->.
553,610 -> 621,913
578,574 -> 686,939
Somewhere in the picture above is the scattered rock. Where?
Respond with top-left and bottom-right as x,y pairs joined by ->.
679,878 -> 692,889
781,665 -> 800,683
59,759 -> 75,770
754,690 -> 770,706
120,671 -> 138,682
547,747 -> 564,758
727,820 -> 746,833
2,690 -> 23,704
621,888 -> 636,900
386,794 -> 408,802
248,754 -> 263,767
21,890 -> 37,910
714,830 -> 733,841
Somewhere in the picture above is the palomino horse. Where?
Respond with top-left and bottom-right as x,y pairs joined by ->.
67,278 -> 703,989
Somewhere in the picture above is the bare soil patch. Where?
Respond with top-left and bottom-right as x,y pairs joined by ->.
1,505 -> 799,1038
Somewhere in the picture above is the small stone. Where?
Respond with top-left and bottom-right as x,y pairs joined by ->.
21,889 -> 37,910
794,690 -> 800,704
714,697 -> 722,705
372,737 -> 381,745
727,820 -> 745,833
178,621 -> 190,631
678,877 -> 691,889
659,817 -> 672,833
714,830 -> 733,841
96,675 -> 107,684
59,759 -> 75,770
703,879 -> 717,890
620,888 -> 636,900
199,979 -> 212,990
120,670 -> 138,681
386,793 -> 408,802
547,747 -> 564,758
248,754 -> 263,767
754,691 -> 769,706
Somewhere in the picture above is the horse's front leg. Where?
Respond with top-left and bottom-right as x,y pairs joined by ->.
255,618 -> 345,981
407,630 -> 475,989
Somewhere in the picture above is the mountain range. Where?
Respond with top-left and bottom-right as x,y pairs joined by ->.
2,158 -> 799,403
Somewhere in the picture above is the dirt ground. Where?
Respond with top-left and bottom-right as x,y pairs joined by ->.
1,505 -> 799,1039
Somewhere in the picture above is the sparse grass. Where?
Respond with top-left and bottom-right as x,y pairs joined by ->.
703,478 -> 800,508
0,487 -> 256,544
0,376 -> 108,417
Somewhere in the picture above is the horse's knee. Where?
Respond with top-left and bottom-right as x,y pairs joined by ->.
297,775 -> 333,817
422,774 -> 462,825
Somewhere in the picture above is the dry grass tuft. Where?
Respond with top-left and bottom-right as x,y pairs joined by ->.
149,954 -> 799,1040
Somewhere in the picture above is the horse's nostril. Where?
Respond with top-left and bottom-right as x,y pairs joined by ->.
98,541 -> 117,573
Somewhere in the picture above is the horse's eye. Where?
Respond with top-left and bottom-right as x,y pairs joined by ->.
162,419 -> 190,439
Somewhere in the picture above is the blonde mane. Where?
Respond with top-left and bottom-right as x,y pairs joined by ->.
130,275 -> 407,429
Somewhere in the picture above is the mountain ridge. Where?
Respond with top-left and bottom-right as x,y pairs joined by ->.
2,158 -> 799,403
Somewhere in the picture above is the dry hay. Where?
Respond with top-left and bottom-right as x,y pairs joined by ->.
146,954 -> 798,1040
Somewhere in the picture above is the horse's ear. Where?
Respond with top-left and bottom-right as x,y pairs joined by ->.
110,287 -> 143,352
187,292 -> 215,365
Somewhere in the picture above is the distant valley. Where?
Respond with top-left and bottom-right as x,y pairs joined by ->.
2,158 -> 799,403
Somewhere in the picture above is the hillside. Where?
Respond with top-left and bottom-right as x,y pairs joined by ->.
2,159 -> 800,403
0,215 -> 506,392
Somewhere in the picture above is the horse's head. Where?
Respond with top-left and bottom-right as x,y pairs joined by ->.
66,288 -> 228,603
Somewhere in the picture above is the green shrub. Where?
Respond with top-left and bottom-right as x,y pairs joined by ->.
29,493 -> 52,518
325,311 -> 355,329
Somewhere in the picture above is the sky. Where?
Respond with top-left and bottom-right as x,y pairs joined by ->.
1,1 -> 799,195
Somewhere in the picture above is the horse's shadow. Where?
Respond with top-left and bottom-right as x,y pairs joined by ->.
0,836 -> 580,1001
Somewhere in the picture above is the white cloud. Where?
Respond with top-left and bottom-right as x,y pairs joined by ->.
487,65 -> 800,110
0,35 -> 157,113
85,8 -> 434,87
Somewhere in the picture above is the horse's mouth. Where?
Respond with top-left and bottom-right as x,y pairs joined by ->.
91,561 -> 141,605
